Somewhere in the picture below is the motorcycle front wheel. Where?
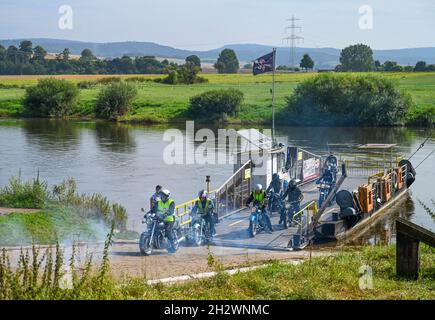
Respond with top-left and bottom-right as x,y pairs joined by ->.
139,233 -> 153,256
167,230 -> 179,253
193,226 -> 203,246
249,221 -> 257,237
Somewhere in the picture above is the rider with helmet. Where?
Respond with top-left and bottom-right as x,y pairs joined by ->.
281,179 -> 304,224
151,188 -> 176,246
192,190 -> 216,240
246,184 -> 274,232
266,173 -> 283,212
150,185 -> 162,210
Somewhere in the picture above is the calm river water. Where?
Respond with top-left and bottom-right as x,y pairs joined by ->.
0,119 -> 433,241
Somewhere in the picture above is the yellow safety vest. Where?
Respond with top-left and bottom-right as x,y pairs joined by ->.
157,199 -> 175,222
253,191 -> 266,204
196,199 -> 210,215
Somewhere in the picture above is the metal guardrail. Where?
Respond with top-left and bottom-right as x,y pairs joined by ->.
340,153 -> 405,176
292,200 -> 318,227
174,160 -> 252,228
175,199 -> 196,227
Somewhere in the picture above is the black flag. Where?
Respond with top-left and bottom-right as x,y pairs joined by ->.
253,51 -> 274,75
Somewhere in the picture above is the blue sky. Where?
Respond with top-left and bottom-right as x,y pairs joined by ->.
0,0 -> 434,50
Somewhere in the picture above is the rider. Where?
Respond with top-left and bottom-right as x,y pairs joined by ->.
281,179 -> 304,224
266,173 -> 282,211
246,184 -> 274,232
150,185 -> 162,210
192,190 -> 216,240
151,188 -> 176,247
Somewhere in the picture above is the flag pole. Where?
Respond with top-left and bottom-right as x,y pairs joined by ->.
272,47 -> 276,143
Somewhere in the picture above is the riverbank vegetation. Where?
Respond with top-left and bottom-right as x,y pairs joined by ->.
0,72 -> 434,126
0,234 -> 433,299
285,73 -> 412,126
0,175 -> 129,246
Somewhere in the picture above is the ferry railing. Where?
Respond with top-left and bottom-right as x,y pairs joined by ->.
338,153 -> 405,177
289,200 -> 318,249
172,160 -> 252,229
212,160 -> 252,218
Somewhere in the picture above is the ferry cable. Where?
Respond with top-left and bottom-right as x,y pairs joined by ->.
414,148 -> 435,169
408,132 -> 433,161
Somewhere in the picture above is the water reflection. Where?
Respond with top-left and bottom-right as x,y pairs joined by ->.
94,122 -> 136,153
22,119 -> 80,152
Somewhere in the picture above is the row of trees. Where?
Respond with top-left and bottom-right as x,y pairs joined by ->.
336,43 -> 435,72
0,40 -> 202,75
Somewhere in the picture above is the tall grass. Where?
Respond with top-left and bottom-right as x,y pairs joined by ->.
0,225 -> 114,300
0,173 -> 49,209
1,240 -> 433,300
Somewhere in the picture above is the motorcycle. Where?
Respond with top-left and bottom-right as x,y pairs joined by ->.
248,205 -> 269,237
139,208 -> 179,255
190,213 -> 212,246
267,190 -> 284,214
282,200 -> 301,229
317,182 -> 334,208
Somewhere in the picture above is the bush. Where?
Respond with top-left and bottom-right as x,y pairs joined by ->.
23,78 -> 79,117
405,105 -> 435,126
95,81 -> 138,119
0,175 -> 49,209
286,74 -> 412,126
189,89 -> 244,121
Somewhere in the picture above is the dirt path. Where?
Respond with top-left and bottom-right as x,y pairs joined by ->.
106,241 -> 334,280
0,207 -> 40,216
1,241 -> 334,281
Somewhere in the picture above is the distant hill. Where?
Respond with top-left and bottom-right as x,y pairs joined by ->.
1,38 -> 434,69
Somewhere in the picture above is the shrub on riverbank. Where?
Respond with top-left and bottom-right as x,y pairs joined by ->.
0,175 -> 128,245
95,81 -> 138,119
286,74 -> 413,126
0,175 -> 48,209
188,89 -> 244,121
23,78 -> 79,117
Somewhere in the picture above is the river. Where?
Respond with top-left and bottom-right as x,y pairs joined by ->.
0,119 -> 433,241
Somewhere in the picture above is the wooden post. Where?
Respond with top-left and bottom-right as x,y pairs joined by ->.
396,230 -> 420,279
396,218 -> 435,279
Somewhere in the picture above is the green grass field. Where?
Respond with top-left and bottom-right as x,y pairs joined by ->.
0,72 -> 434,124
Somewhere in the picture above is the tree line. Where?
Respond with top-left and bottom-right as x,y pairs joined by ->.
0,40 -> 205,76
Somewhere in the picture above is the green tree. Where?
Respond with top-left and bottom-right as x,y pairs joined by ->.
32,46 -> 47,62
414,61 -> 427,72
0,45 -> 5,60
58,48 -> 70,61
80,49 -> 96,61
214,49 -> 239,73
339,44 -> 375,72
95,81 -> 138,119
300,53 -> 314,71
185,55 -> 201,68
19,40 -> 33,63
24,78 -> 79,117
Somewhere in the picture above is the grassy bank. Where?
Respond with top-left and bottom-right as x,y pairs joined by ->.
0,72 -> 434,125
0,175 -> 133,245
1,240 -> 433,299
0,206 -> 106,246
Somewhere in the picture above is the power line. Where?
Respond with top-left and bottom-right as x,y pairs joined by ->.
283,15 -> 304,69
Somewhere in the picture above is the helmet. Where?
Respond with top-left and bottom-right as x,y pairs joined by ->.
160,189 -> 171,198
198,189 -> 208,199
272,173 -> 279,180
255,184 -> 263,192
289,179 -> 297,188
